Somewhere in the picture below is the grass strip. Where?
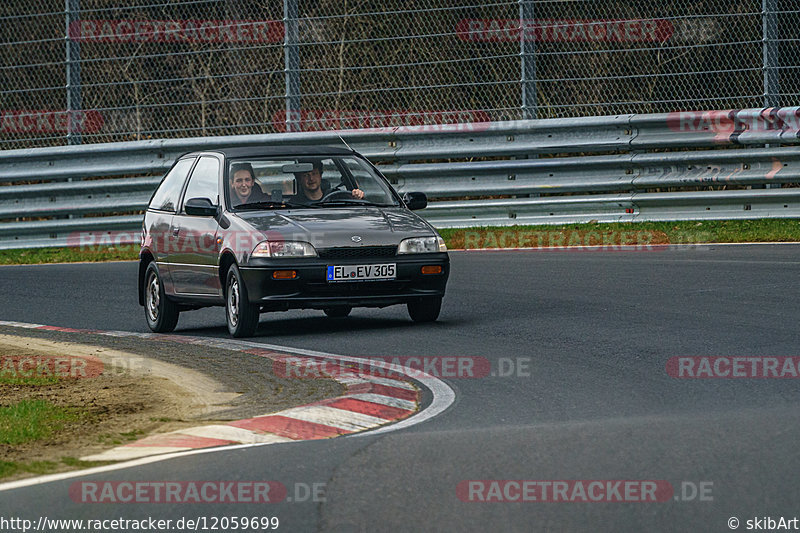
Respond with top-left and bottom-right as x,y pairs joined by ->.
0,399 -> 84,445
0,246 -> 138,265
438,219 -> 800,249
1,219 -> 799,265
0,374 -> 61,386
0,461 -> 20,478
0,458 -> 114,480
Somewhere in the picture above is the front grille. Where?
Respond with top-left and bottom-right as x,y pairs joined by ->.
317,246 -> 397,260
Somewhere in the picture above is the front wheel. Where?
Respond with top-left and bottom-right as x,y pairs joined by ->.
407,296 -> 442,323
226,264 -> 260,338
143,262 -> 179,333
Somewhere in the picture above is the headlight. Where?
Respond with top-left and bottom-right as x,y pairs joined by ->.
397,236 -> 447,254
251,240 -> 317,258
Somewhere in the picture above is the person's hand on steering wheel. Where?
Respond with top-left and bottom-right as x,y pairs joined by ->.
317,184 -> 366,202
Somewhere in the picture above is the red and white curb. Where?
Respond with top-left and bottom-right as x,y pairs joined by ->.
0,321 -> 455,489
81,350 -> 420,462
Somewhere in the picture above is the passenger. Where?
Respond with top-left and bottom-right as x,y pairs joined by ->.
293,160 -> 365,203
229,162 -> 270,206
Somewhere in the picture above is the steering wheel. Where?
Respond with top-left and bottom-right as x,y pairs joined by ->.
319,189 -> 354,202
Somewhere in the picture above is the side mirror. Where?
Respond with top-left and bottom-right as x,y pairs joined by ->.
403,192 -> 427,211
185,197 -> 218,217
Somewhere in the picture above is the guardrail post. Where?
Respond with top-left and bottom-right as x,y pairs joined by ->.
519,0 -> 537,120
283,0 -> 301,133
762,0 -> 780,108
65,0 -> 82,146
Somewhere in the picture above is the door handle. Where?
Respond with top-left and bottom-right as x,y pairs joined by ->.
172,227 -> 180,236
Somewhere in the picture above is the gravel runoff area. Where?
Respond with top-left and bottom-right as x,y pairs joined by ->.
0,325 -> 344,480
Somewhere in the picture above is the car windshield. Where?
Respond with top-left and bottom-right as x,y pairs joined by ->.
226,156 -> 399,210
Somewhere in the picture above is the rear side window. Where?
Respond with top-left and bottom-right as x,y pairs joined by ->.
148,158 -> 195,212
182,156 -> 220,209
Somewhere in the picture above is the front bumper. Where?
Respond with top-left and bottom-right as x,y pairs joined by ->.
239,253 -> 449,310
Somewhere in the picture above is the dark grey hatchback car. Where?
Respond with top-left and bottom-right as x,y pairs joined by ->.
138,146 -> 449,337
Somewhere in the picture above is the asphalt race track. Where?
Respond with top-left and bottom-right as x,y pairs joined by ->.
1,245 -> 799,532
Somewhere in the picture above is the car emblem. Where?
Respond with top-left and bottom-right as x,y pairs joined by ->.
351,236 -> 362,243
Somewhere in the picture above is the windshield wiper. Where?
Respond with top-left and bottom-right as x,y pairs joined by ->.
312,199 -> 393,207
235,200 -> 313,210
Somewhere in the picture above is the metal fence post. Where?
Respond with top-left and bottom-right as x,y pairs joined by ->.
65,0 -> 82,145
284,0 -> 301,132
762,0 -> 780,108
762,0 -> 781,188
520,0 -> 537,120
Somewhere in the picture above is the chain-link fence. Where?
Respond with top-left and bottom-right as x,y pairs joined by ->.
0,0 -> 798,149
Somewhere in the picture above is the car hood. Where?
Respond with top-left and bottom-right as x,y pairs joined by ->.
235,207 -> 435,248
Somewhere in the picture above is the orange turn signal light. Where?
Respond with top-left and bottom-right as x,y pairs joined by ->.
421,265 -> 443,275
272,270 -> 298,280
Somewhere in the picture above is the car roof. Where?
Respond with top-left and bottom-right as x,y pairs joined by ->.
184,145 -> 356,159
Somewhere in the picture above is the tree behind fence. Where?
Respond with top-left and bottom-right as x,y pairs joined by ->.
0,0 -> 797,148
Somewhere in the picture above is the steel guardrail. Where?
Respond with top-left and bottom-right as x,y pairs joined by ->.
0,107 -> 798,249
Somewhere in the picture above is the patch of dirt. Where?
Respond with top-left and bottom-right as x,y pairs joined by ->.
0,335 -> 240,479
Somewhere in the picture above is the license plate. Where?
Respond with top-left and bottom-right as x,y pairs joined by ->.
327,263 -> 396,282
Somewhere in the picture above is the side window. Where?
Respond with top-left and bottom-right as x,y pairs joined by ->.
149,158 -> 195,212
182,156 -> 220,209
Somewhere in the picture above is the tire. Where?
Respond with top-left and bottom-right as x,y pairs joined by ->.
407,296 -> 442,323
324,307 -> 352,318
143,262 -> 180,333
225,263 -> 260,338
